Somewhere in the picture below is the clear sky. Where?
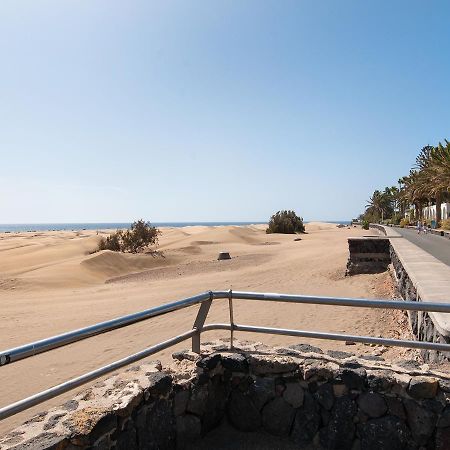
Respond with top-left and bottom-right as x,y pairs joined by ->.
1,1 -> 449,223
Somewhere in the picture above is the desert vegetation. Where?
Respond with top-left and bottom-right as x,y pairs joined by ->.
266,210 -> 305,234
98,220 -> 161,253
361,141 -> 450,227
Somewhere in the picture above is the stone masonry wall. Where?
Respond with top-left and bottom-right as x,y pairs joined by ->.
390,249 -> 450,363
2,340 -> 450,450
345,237 -> 391,275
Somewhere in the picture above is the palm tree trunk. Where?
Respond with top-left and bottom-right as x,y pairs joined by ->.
436,193 -> 442,226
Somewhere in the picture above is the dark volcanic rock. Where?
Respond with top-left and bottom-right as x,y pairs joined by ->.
357,392 -> 387,418
385,396 -> 406,420
315,383 -> 334,410
436,427 -> 450,450
147,372 -> 173,396
327,350 -> 353,360
438,406 -> 450,428
288,343 -> 324,354
408,376 -> 439,399
227,390 -> 261,431
176,414 -> 201,449
135,398 -> 175,450
404,399 -> 437,445
358,416 -> 412,450
261,397 -> 295,437
221,353 -> 249,372
196,353 -> 222,370
249,377 -> 275,410
322,396 -> 357,449
340,367 -> 366,390
290,403 -> 321,447
283,383 -> 304,408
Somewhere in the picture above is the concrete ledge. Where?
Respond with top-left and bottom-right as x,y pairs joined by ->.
390,237 -> 450,337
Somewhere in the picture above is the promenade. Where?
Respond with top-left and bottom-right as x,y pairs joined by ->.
395,227 -> 450,267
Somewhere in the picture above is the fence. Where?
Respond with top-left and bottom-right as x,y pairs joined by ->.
1,290 -> 450,421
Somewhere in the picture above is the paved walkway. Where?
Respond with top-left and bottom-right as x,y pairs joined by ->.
394,227 -> 450,267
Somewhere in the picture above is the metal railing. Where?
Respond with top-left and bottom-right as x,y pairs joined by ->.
1,289 -> 450,421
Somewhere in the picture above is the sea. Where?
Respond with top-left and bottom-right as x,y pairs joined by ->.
0,221 -> 351,233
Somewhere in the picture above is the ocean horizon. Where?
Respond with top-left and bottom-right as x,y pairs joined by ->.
0,221 -> 351,233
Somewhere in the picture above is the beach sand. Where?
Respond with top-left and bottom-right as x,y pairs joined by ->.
0,222 -> 411,434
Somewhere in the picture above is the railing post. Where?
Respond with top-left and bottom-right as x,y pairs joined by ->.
191,291 -> 213,353
228,289 -> 234,349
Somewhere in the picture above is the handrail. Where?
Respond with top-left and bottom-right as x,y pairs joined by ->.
1,289 -> 450,421
0,292 -> 210,366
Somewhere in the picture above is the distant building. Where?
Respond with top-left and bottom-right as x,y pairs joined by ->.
423,203 -> 450,221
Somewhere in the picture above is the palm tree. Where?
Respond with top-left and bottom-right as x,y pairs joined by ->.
366,190 -> 388,222
415,144 -> 450,224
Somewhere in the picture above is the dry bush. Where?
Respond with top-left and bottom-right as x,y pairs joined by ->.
266,210 -> 305,234
98,220 -> 160,253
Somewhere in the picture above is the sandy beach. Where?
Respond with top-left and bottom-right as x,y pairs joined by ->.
0,222 -> 409,434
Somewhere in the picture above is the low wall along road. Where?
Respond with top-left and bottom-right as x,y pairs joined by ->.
348,225 -> 450,362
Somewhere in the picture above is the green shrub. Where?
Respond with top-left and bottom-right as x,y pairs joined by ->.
399,218 -> 410,228
440,219 -> 450,230
98,220 -> 161,253
361,220 -> 370,230
266,210 -> 305,234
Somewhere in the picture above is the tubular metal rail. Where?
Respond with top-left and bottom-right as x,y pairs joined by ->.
1,290 -> 450,421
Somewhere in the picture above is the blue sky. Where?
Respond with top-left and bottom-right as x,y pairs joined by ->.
1,1 -> 449,223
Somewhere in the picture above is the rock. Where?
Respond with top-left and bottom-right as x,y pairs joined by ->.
394,359 -> 421,370
62,400 -> 79,412
147,372 -> 173,396
333,383 -> 348,397
186,385 -> 208,416
249,377 -> 275,410
358,416 -> 412,450
436,427 -> 450,450
221,353 -> 249,373
247,354 -> 298,375
340,368 -> 366,390
357,392 -> 387,418
135,398 -> 175,450
173,390 -> 190,416
176,414 -> 201,449
327,350 -> 353,359
438,406 -> 450,428
360,355 -> 385,362
283,383 -> 304,408
322,396 -> 357,449
404,399 -> 437,445
262,397 -> 296,437
172,349 -> 198,362
408,376 -> 439,399
202,375 -> 229,433
385,396 -> 406,420
218,252 -> 231,260
196,353 -> 222,370
304,360 -> 339,381
227,390 -> 261,431
290,403 -> 321,447
315,383 -> 334,410
367,371 -> 395,391
288,343 -> 323,354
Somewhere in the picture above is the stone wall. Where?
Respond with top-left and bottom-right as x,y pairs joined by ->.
351,225 -> 450,363
345,237 -> 391,275
390,249 -> 450,363
2,340 -> 450,450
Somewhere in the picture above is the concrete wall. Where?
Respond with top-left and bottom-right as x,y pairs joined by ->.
2,340 -> 450,450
